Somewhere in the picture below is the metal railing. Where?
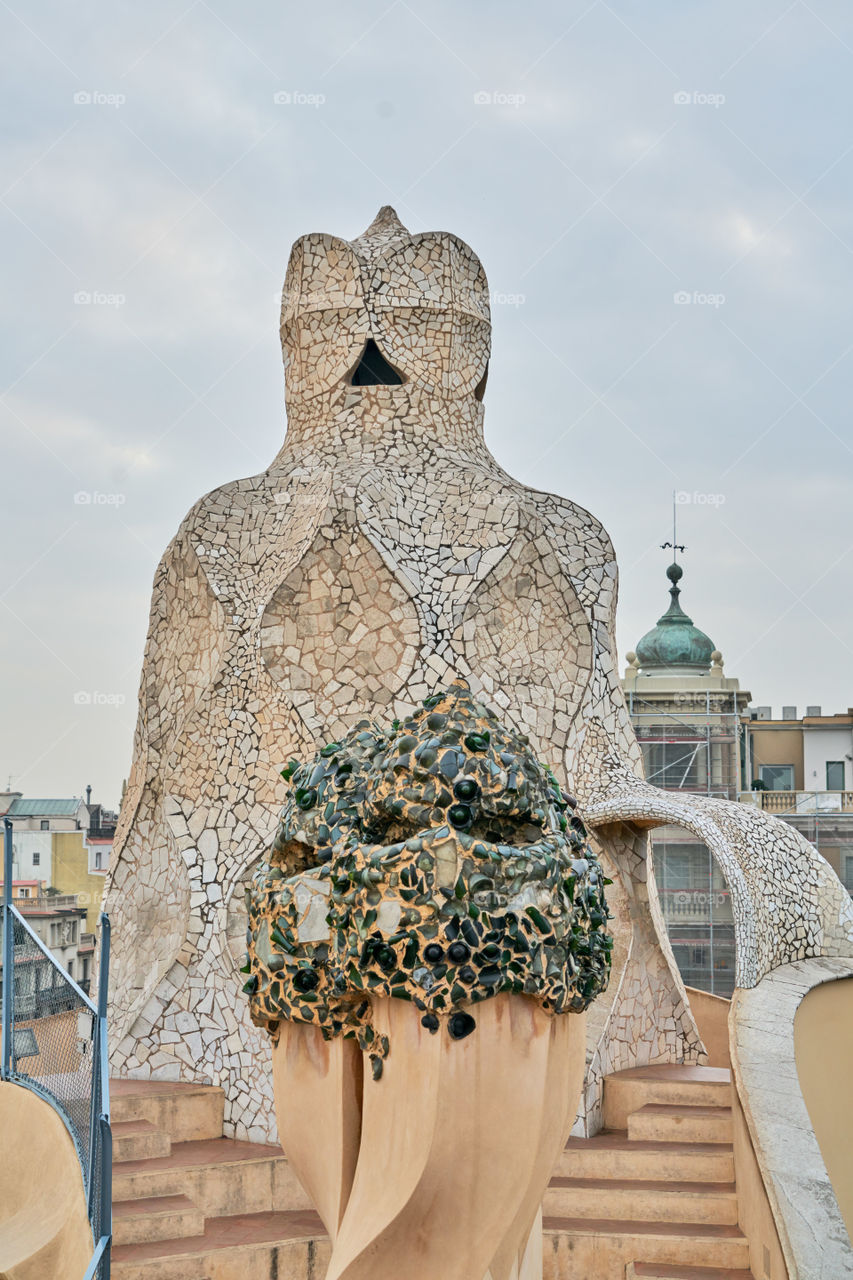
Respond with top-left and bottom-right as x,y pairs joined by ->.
2,819 -> 112,1278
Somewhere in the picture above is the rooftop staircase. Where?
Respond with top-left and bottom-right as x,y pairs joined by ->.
110,1065 -> 755,1279
109,1079 -> 327,1279
543,1064 -> 751,1279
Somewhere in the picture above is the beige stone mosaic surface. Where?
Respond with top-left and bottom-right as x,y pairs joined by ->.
104,207 -> 853,1143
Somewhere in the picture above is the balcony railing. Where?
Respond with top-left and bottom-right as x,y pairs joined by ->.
11,895 -> 83,914
658,887 -> 733,921
741,790 -> 853,815
86,824 -> 116,841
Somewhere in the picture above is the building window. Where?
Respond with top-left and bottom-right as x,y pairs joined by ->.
40,820 -> 49,831
32,851 -> 40,866
759,764 -> 794,791
95,850 -> 103,870
67,959 -> 73,979
827,761 -> 845,791
17,887 -> 30,898
48,919 -> 77,946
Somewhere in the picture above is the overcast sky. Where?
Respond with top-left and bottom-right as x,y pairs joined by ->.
2,1 -> 852,809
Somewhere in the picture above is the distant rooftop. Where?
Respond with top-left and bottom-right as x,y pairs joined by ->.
5,798 -> 83,817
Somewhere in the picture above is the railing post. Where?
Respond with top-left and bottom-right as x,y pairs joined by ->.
98,913 -> 110,1024
98,914 -> 111,1279
87,914 -> 111,1231
100,1114 -> 112,1279
2,818 -> 13,1079
86,1021 -> 100,1213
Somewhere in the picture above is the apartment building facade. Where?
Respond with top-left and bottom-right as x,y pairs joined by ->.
623,561 -> 852,997
743,707 -> 853,892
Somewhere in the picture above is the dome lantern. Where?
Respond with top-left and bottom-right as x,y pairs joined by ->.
634,561 -> 715,674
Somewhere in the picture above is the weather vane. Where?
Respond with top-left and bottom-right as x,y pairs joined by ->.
660,490 -> 686,561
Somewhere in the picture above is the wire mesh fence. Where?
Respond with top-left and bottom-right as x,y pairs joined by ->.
2,819 -> 111,1278
4,911 -> 97,1162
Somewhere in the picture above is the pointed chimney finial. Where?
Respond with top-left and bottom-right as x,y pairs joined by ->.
357,205 -> 410,241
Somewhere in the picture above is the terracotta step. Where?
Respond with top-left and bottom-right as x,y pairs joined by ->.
112,1195 -> 204,1246
111,1210 -> 750,1280
628,1105 -> 733,1146
111,1078 -> 225,1143
542,1218 -> 749,1280
544,1176 -> 738,1225
112,1136 -> 312,1218
558,1132 -> 735,1183
603,1066 -> 732,1130
113,1119 -> 171,1163
627,1264 -> 754,1280
111,1209 -> 329,1280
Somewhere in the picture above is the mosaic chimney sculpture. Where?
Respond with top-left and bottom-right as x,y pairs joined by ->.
245,685 -> 611,1279
105,207 -> 853,1275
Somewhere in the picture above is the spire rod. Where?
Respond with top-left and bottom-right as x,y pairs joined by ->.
660,490 -> 686,562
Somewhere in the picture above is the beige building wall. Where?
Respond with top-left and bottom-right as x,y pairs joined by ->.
747,726 -> 805,790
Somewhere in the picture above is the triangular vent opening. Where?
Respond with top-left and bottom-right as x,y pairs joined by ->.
349,338 -> 404,386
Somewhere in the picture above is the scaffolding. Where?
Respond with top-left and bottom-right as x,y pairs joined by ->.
625,687 -> 743,801
625,687 -> 744,996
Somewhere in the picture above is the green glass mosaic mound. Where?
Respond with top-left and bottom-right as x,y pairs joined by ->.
243,685 -> 612,1075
